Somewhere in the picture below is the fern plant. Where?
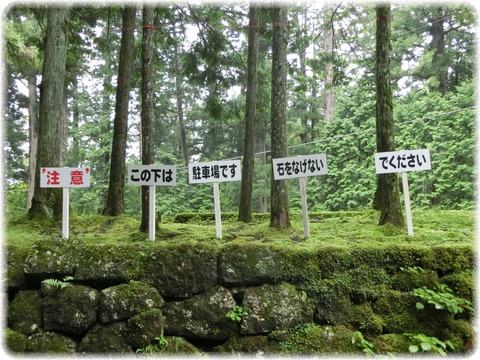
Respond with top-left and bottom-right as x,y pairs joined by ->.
43,276 -> 74,289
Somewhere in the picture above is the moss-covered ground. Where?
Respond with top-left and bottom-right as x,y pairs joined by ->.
5,209 -> 475,250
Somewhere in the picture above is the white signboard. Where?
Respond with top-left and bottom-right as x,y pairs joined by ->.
375,148 -> 432,237
40,167 -> 91,239
127,165 -> 176,186
375,149 -> 431,174
272,153 -> 328,180
188,160 -> 241,184
40,167 -> 90,188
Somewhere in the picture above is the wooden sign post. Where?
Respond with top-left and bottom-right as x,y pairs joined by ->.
375,149 -> 432,236
128,165 -> 177,240
272,153 -> 328,238
40,167 -> 91,239
188,159 -> 242,239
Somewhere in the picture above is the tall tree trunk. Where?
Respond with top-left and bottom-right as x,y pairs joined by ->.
270,6 -> 290,229
429,7 -> 447,95
323,3 -> 335,123
28,7 -> 69,220
27,73 -> 38,209
140,5 -> 155,232
372,4 -> 404,228
103,6 -> 136,216
298,9 -> 308,143
173,30 -> 189,169
238,4 -> 259,223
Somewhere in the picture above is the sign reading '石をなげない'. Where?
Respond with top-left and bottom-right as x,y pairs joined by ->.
272,153 -> 328,180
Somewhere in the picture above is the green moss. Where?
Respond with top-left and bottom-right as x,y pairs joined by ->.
26,330 -> 77,353
372,290 -> 422,334
348,303 -> 383,335
127,308 -> 165,349
8,290 -> 43,335
276,323 -> 359,355
5,329 -> 27,353
214,335 -> 280,354
159,336 -> 204,354
374,333 -> 410,354
391,267 -> 439,291
440,270 -> 475,302
6,210 -> 475,249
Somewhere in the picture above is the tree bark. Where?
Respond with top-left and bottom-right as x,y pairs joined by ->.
173,29 -> 189,169
28,7 -> 69,220
323,3 -> 335,124
270,6 -> 290,229
373,4 -> 405,228
27,73 -> 38,209
103,6 -> 136,216
238,4 -> 259,223
429,7 -> 447,95
140,5 -> 155,232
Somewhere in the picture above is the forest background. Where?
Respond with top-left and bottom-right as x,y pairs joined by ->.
2,1 -> 477,223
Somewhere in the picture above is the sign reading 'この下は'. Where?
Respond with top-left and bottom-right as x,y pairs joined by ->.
127,165 -> 176,186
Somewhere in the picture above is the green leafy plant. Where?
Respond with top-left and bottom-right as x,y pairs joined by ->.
351,330 -> 375,356
43,276 -> 74,289
136,335 -> 168,354
226,306 -> 243,322
404,333 -> 455,356
413,283 -> 473,314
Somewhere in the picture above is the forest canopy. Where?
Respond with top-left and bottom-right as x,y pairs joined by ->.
3,2 -> 477,221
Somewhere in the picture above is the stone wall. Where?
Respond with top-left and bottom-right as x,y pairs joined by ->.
6,239 -> 475,355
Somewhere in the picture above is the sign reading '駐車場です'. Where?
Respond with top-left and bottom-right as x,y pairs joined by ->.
188,159 -> 241,239
188,160 -> 241,184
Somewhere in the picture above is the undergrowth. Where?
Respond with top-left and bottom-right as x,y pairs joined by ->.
5,209 -> 475,250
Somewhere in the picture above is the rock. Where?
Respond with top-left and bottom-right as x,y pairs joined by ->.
8,290 -> 43,335
241,282 -> 314,335
74,244 -> 148,284
79,322 -> 133,353
315,291 -> 352,324
127,309 -> 165,349
140,243 -> 219,299
5,329 -> 27,353
98,281 -> 164,324
163,285 -> 238,340
214,335 -> 280,354
219,243 -> 320,286
26,330 -> 77,353
43,283 -> 99,336
24,238 -> 81,277
6,244 -> 29,290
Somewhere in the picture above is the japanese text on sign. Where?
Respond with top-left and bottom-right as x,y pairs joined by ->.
40,167 -> 91,188
127,165 -> 176,186
272,153 -> 328,180
188,160 -> 241,184
375,149 -> 431,174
